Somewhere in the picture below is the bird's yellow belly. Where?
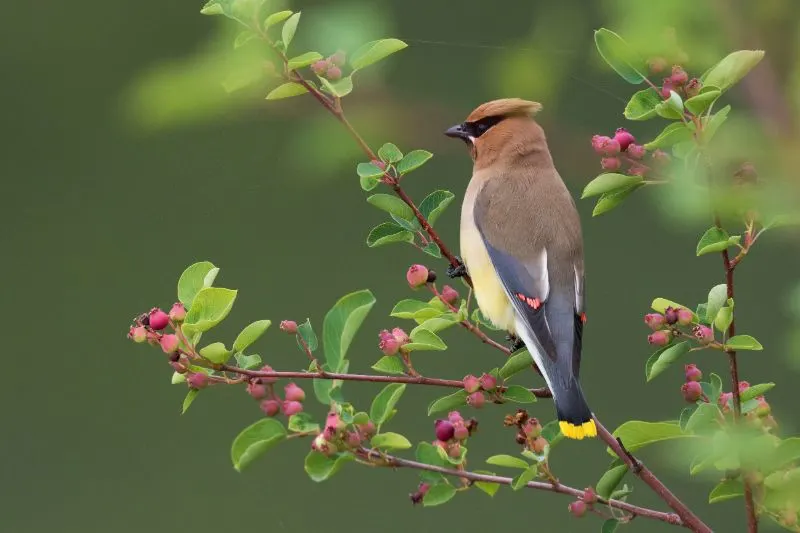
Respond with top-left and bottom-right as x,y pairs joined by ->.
461,221 -> 516,333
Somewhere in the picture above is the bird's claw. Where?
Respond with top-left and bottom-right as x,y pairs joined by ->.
447,257 -> 468,279
505,334 -> 526,353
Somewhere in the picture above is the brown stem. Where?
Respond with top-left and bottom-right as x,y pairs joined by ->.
596,420 -> 713,533
221,365 -> 552,398
356,447 -> 683,526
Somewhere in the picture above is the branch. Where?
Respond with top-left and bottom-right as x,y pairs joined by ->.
220,364 -> 552,398
595,421 -> 713,533
356,447 -> 684,527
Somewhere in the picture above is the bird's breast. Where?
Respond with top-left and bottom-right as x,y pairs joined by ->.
460,191 -> 516,333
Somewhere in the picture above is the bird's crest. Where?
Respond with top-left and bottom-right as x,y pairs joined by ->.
466,98 -> 542,122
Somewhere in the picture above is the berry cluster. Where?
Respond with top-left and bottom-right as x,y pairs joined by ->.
310,50 -> 346,81
378,327 -> 410,355
568,487 -> 598,518
462,373 -> 498,409
591,127 -> 669,178
503,409 -> 548,455
645,306 -> 709,347
432,411 -> 477,461
648,61 -> 703,100
311,410 -> 376,457
248,371 -> 307,418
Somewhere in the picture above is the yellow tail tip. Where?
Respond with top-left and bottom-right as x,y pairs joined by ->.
559,420 -> 597,440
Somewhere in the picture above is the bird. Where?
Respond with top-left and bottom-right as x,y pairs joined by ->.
444,98 -> 596,440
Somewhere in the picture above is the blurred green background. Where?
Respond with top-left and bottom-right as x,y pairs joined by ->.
3,0 -> 800,531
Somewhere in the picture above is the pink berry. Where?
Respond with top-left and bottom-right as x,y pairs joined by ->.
652,149 -> 671,166
644,313 -> 666,330
685,364 -> 702,382
170,360 -> 188,374
260,399 -> 281,416
258,365 -> 277,384
718,392 -> 733,411
677,308 -> 693,326
648,330 -> 671,346
479,373 -> 497,391
282,400 -> 303,416
311,59 -> 329,76
681,381 -> 702,402
685,78 -> 702,98
247,381 -> 268,400
628,163 -> 649,177
664,306 -> 679,325
463,374 -> 480,394
129,325 -> 147,343
435,419 -> 455,441
448,411 -> 464,424
693,325 -> 714,345
284,382 -> 305,402
626,144 -> 646,159
329,50 -> 346,67
670,65 -> 689,85
661,79 -> 675,99
467,391 -> 485,408
648,57 -> 668,74
601,157 -> 621,171
406,264 -> 429,289
531,436 -> 548,454
345,431 -> 362,447
738,381 -> 751,392
312,434 -> 337,456
169,303 -> 186,322
326,65 -> 342,81
160,334 -> 180,354
148,308 -> 169,330
523,418 -> 542,438
613,128 -> 636,151
582,487 -> 598,504
441,285 -> 459,304
187,372 -> 209,390
279,320 -> 298,334
391,327 -> 409,345
448,442 -> 462,459
591,135 -> 621,155
453,423 -> 469,441
569,500 -> 587,518
358,420 -> 377,438
378,329 -> 401,355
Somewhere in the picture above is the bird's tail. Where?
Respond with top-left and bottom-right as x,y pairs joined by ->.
554,380 -> 596,440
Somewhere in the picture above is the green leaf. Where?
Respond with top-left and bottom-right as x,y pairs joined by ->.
287,51 -> 323,70
608,421 -> 686,455
704,105 -> 731,141
319,76 -> 353,98
581,173 -> 643,199
416,441 -> 449,483
235,353 -> 262,369
182,389 -> 199,414
304,451 -> 352,482
370,383 -> 406,425
351,38 -> 408,71
288,413 -> 320,433
706,284 -> 728,324
502,385 -> 537,403
323,289 -> 376,372
679,405 -> 697,431
473,471 -> 501,497
231,419 -> 287,472
592,182 -> 643,217
423,483 -> 457,506
366,194 -> 415,221
421,242 -> 442,258
596,464 -> 628,499
377,143 -> 403,164
740,383 -> 774,402
766,213 -> 800,229
296,318 -> 318,353
471,308 -> 500,330
266,82 -> 308,100
685,403 -> 722,433
428,390 -> 468,415
372,356 -> 406,375
183,287 -> 237,334
486,454 -> 529,469
499,350 -> 532,380
397,150 -> 433,175
768,438 -> 800,471
697,227 -> 733,256
685,87 -> 721,115
651,297 -> 692,316
391,300 -> 431,319
233,320 -> 271,353
418,190 -> 455,227
662,90 -> 684,116
391,214 -> 421,232
264,10 -> 292,28
726,335 -> 763,351
199,342 -> 231,364
178,261 -> 218,308
512,466 -> 538,490
371,432 -> 412,450
541,421 -> 564,448
593,28 -> 646,84
702,50 -> 765,91
405,328 -> 446,352
709,479 -> 744,503
357,161 -> 385,179
602,519 -> 621,533
710,373 -> 723,401
281,12 -> 301,49
696,303 -> 709,324
234,30 -> 257,49
624,88 -> 662,120
366,222 -> 414,247
646,341 -> 690,381
172,371 -> 186,385
714,306 -> 733,332
644,122 -> 693,150
200,1 -> 224,15
417,315 -> 460,333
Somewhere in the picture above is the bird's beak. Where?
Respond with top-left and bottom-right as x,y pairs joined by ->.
444,123 -> 470,141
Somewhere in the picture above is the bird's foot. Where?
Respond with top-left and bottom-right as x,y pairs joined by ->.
447,257 -> 468,279
505,334 -> 526,353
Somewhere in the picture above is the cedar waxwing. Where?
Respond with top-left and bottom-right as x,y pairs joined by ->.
445,98 -> 596,440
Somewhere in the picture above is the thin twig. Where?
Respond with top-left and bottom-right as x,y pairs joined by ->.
356,447 -> 684,527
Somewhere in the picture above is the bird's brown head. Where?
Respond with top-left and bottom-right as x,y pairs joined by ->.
444,98 -> 547,169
